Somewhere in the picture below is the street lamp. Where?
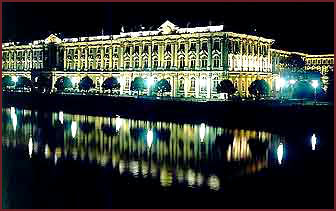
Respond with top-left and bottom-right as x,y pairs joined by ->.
71,77 -> 79,91
311,80 -> 318,103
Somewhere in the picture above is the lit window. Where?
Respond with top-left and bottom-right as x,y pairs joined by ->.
179,78 -> 185,91
190,77 -> 196,91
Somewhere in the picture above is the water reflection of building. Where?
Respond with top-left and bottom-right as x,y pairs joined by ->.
2,107 -> 284,191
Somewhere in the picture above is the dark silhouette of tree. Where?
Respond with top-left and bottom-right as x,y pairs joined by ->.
130,77 -> 146,96
285,54 -> 305,72
36,75 -> 52,93
326,67 -> 334,102
153,79 -> 171,96
217,79 -> 237,99
102,77 -> 120,94
16,76 -> 33,90
79,76 -> 95,92
248,138 -> 268,158
2,76 -> 14,90
54,76 -> 73,92
248,79 -> 270,99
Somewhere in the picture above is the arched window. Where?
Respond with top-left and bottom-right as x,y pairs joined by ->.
179,77 -> 185,91
190,77 -> 196,91
153,58 -> 158,68
214,56 -> 220,68
190,58 -> 196,69
212,77 -> 219,92
179,57 -> 185,68
143,58 -> 148,68
201,57 -> 207,68
134,58 -> 139,68
125,78 -> 130,89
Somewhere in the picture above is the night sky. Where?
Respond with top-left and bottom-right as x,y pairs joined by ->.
2,2 -> 334,54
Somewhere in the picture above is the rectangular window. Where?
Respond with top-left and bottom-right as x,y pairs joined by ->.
125,46 -> 130,54
105,47 -> 110,54
153,45 -> 158,53
190,43 -> 196,51
166,44 -> 171,52
202,42 -> 208,51
144,45 -> 149,53
213,40 -> 220,50
166,61 -> 171,68
179,44 -> 185,51
134,46 -> 139,54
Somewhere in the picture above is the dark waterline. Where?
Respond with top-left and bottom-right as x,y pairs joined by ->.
2,107 -> 333,208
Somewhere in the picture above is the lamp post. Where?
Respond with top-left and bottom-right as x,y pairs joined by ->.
311,80 -> 318,104
146,77 -> 154,96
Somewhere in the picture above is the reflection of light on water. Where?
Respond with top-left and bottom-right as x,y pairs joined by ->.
277,143 -> 284,165
311,134 -> 317,151
45,144 -> 50,159
11,107 -> 17,131
100,155 -> 109,167
72,149 -> 78,160
119,160 -> 125,174
150,163 -> 158,178
147,129 -> 153,148
141,162 -> 149,178
129,161 -> 139,177
208,175 -> 220,191
187,169 -> 196,186
28,137 -> 33,158
59,111 -> 64,124
160,168 -> 173,187
116,116 -> 122,132
176,169 -> 184,183
55,147 -> 62,165
71,121 -> 77,139
196,173 -> 204,187
200,123 -> 205,142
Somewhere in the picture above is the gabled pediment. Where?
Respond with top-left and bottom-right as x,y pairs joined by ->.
158,20 -> 178,35
45,34 -> 61,44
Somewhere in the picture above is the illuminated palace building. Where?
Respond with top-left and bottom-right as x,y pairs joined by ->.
2,21 -> 334,97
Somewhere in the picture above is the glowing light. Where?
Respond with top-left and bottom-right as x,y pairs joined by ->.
71,121 -> 77,139
200,123 -> 205,142
59,111 -> 63,124
311,80 -> 319,89
187,169 -> 196,186
45,144 -> 50,159
311,134 -> 317,151
196,173 -> 204,187
28,137 -> 33,158
276,78 -> 285,91
12,76 -> 18,83
116,115 -> 122,132
147,129 -> 153,148
118,78 -> 125,86
11,110 -> 17,132
71,77 -> 79,85
146,77 -> 154,87
208,175 -> 220,191
277,143 -> 284,165
289,79 -> 297,85
200,78 -> 207,88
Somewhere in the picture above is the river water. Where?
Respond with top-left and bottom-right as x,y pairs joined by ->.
2,107 -> 333,208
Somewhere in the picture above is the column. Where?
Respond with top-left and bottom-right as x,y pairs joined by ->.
207,38 -> 212,70
109,44 -> 113,70
185,41 -> 189,70
120,45 -> 124,69
174,42 -> 178,68
184,76 -> 188,97
207,74 -> 211,98
195,75 -> 200,98
85,47 -> 88,70
196,40 -> 200,69
77,48 -> 81,71
240,40 -> 243,71
139,45 -> 143,68
100,46 -> 104,71
148,44 -> 152,69
64,48 -> 67,70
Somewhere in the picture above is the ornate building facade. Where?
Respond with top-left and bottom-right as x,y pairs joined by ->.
2,20 -> 334,98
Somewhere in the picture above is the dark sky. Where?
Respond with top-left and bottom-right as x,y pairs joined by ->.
2,2 -> 334,54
